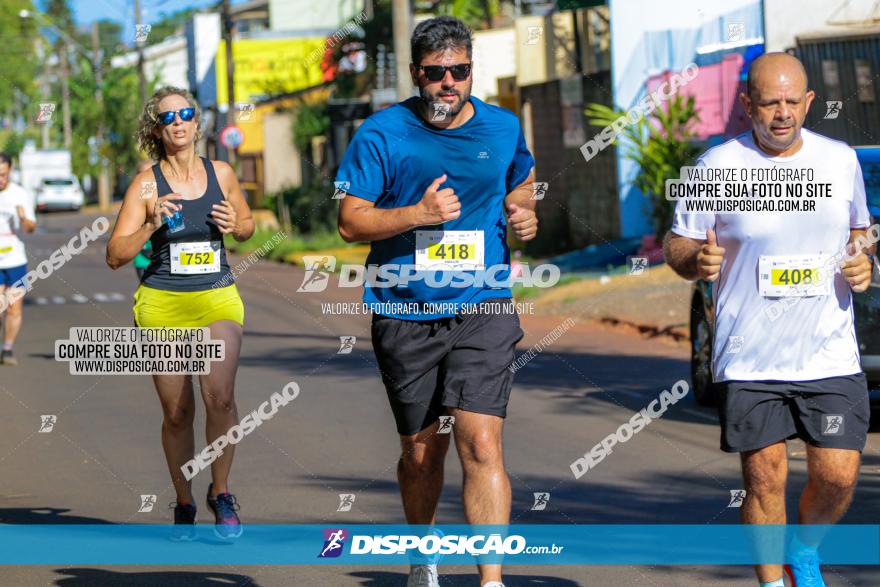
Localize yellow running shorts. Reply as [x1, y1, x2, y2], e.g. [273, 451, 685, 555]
[133, 283, 245, 328]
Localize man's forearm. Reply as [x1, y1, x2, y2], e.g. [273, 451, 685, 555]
[663, 232, 701, 280]
[504, 182, 536, 212]
[339, 205, 421, 243]
[18, 217, 36, 233]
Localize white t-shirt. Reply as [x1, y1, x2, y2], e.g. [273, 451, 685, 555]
[671, 129, 870, 382]
[0, 182, 35, 269]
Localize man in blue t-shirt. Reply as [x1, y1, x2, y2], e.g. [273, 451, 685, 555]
[336, 16, 537, 587]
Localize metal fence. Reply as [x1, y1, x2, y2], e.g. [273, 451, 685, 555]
[797, 29, 880, 146]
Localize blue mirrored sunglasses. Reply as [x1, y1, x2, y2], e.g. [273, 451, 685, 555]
[157, 107, 195, 125]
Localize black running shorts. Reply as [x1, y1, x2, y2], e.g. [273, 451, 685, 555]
[370, 298, 524, 436]
[718, 373, 870, 453]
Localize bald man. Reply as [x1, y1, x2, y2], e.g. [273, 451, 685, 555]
[665, 53, 872, 587]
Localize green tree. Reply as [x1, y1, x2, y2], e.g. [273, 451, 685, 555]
[454, 0, 499, 29]
[68, 55, 99, 178]
[0, 0, 39, 113]
[430, 0, 499, 29]
[586, 94, 700, 239]
[44, 0, 73, 28]
[44, 0, 76, 56]
[292, 103, 330, 155]
[102, 65, 147, 176]
[43, 0, 76, 148]
[68, 49, 149, 189]
[2, 132, 26, 159]
[95, 19, 125, 60]
[362, 0, 393, 61]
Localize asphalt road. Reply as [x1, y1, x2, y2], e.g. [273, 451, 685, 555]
[0, 211, 877, 586]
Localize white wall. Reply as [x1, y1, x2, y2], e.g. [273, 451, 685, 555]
[186, 12, 221, 107]
[263, 111, 301, 193]
[269, 0, 363, 32]
[110, 36, 188, 89]
[764, 0, 879, 51]
[147, 39, 188, 89]
[471, 28, 516, 102]
[515, 13, 577, 87]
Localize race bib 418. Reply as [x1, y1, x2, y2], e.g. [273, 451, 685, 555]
[415, 230, 485, 271]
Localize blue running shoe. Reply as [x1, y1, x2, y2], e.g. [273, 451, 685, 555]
[206, 483, 243, 539]
[785, 554, 826, 587]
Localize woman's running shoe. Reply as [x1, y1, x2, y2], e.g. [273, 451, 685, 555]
[206, 483, 243, 539]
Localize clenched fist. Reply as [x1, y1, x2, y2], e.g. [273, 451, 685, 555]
[506, 202, 538, 241]
[841, 241, 873, 293]
[414, 174, 461, 225]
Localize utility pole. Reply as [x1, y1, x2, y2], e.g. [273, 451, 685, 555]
[92, 22, 110, 212]
[40, 38, 50, 149]
[222, 0, 236, 166]
[392, 0, 412, 102]
[134, 0, 147, 105]
[59, 41, 72, 148]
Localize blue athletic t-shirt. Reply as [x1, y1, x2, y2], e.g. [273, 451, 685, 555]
[335, 96, 535, 320]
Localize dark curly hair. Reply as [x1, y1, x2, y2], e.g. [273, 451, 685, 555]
[410, 16, 473, 66]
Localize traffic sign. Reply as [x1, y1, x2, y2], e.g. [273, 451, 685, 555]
[220, 125, 244, 150]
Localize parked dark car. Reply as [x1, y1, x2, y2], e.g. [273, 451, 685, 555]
[689, 146, 880, 406]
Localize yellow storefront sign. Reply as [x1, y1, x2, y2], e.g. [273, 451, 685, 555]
[215, 37, 326, 107]
[215, 37, 326, 153]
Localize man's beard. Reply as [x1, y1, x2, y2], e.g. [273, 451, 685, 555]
[420, 84, 471, 118]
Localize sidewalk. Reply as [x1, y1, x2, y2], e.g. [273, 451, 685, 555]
[531, 264, 694, 344]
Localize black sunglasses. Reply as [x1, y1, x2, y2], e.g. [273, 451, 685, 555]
[157, 107, 195, 125]
[416, 63, 472, 82]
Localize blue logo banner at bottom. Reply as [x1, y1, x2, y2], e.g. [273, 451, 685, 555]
[0, 525, 878, 565]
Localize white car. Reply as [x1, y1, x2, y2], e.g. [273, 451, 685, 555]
[35, 176, 84, 211]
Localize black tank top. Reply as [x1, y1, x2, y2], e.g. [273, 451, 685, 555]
[141, 157, 233, 291]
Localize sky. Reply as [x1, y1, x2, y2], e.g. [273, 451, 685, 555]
[67, 0, 238, 27]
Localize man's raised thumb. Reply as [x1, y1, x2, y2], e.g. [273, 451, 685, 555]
[706, 228, 717, 247]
